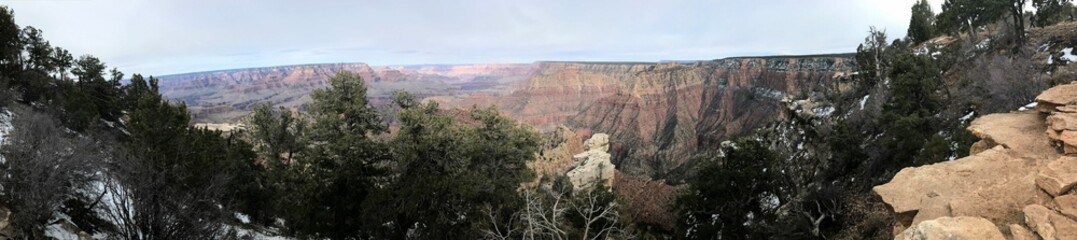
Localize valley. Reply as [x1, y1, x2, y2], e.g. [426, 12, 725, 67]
[160, 55, 853, 178]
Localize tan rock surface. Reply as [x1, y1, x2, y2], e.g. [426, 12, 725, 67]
[874, 146, 1053, 230]
[899, 217, 1005, 240]
[1035, 82, 1077, 112]
[1009, 224, 1042, 240]
[1023, 204, 1077, 240]
[1051, 194, 1077, 220]
[1046, 113, 1077, 131]
[967, 112, 1060, 160]
[1036, 156, 1077, 196]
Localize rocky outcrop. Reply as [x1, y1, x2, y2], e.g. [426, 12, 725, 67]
[899, 217, 1005, 240]
[1041, 82, 1077, 154]
[528, 126, 587, 186]
[566, 133, 615, 190]
[874, 82, 1077, 239]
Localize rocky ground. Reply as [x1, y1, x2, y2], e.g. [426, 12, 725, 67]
[874, 81, 1077, 240]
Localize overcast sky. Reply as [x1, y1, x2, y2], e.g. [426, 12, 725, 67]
[2, 0, 941, 76]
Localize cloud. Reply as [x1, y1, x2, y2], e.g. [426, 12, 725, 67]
[3, 0, 927, 75]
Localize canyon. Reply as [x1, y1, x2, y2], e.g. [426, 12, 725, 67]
[159, 55, 854, 178]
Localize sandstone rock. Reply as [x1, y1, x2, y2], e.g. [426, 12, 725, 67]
[1035, 82, 1077, 113]
[1058, 131, 1077, 155]
[1009, 224, 1042, 240]
[1023, 204, 1077, 240]
[967, 112, 1060, 160]
[1051, 194, 1077, 220]
[874, 146, 1053, 231]
[566, 133, 616, 190]
[1036, 156, 1077, 196]
[899, 217, 1005, 240]
[1046, 113, 1077, 131]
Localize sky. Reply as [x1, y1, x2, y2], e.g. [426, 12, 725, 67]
[2, 0, 942, 76]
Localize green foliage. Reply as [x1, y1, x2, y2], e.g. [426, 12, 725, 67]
[881, 52, 943, 166]
[908, 0, 938, 44]
[676, 137, 784, 239]
[247, 103, 308, 165]
[369, 91, 541, 239]
[936, 0, 1008, 39]
[0, 6, 19, 80]
[1033, 0, 1074, 27]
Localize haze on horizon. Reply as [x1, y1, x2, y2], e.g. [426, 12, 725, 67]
[3, 0, 941, 76]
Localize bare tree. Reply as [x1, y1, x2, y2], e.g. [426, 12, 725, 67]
[101, 151, 228, 240]
[486, 184, 626, 240]
[0, 108, 100, 238]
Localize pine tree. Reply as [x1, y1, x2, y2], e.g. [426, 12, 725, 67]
[908, 0, 938, 44]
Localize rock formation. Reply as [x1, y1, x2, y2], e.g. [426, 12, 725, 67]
[875, 81, 1077, 240]
[566, 133, 615, 190]
[158, 63, 533, 123]
[159, 56, 853, 178]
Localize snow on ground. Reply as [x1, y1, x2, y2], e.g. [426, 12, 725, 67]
[1063, 48, 1077, 62]
[1018, 102, 1038, 111]
[0, 110, 11, 163]
[235, 212, 251, 224]
[859, 95, 870, 110]
[976, 38, 992, 50]
[44, 223, 80, 240]
[959, 111, 976, 122]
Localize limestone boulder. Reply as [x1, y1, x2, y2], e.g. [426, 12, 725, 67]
[899, 217, 1005, 240]
[566, 133, 616, 190]
[1036, 156, 1077, 196]
[1023, 204, 1077, 240]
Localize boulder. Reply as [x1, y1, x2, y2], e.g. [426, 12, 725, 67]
[1009, 224, 1041, 240]
[899, 217, 1005, 240]
[1046, 113, 1077, 131]
[566, 133, 615, 190]
[1035, 82, 1077, 112]
[1051, 194, 1077, 220]
[1023, 204, 1077, 240]
[1036, 156, 1077, 196]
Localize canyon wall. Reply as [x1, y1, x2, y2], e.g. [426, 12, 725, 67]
[158, 63, 533, 122]
[158, 56, 853, 178]
[506, 57, 853, 177]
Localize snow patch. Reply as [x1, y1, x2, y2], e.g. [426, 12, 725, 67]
[959, 111, 975, 122]
[235, 212, 251, 224]
[976, 38, 992, 50]
[812, 106, 835, 116]
[1063, 48, 1077, 62]
[1018, 102, 1038, 111]
[859, 95, 870, 110]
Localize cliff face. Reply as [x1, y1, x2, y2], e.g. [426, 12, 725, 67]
[158, 56, 852, 178]
[158, 63, 533, 122]
[562, 57, 853, 177]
